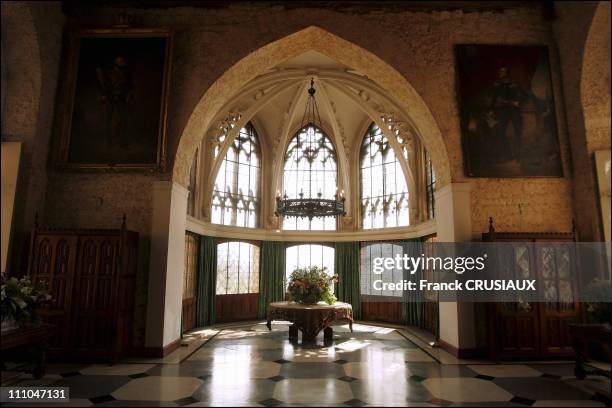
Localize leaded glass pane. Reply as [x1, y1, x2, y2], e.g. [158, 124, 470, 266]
[360, 242, 404, 297]
[425, 152, 436, 219]
[282, 125, 337, 231]
[360, 124, 409, 229]
[216, 241, 260, 295]
[285, 244, 335, 289]
[211, 124, 260, 228]
[183, 233, 198, 299]
[187, 149, 198, 217]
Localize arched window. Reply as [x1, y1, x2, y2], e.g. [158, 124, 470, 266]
[187, 148, 199, 217]
[360, 123, 409, 229]
[285, 244, 335, 287]
[282, 125, 337, 231]
[425, 152, 436, 220]
[216, 241, 260, 295]
[211, 123, 260, 228]
[360, 242, 404, 297]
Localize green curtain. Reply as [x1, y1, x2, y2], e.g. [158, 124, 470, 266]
[401, 238, 424, 327]
[257, 241, 286, 319]
[334, 242, 362, 320]
[196, 235, 217, 327]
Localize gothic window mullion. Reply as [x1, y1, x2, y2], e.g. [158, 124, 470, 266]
[282, 125, 338, 231]
[211, 123, 261, 228]
[360, 123, 410, 229]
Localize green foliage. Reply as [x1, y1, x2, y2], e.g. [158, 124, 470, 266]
[1, 274, 51, 326]
[286, 266, 338, 305]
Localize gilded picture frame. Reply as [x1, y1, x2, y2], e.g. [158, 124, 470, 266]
[57, 28, 173, 171]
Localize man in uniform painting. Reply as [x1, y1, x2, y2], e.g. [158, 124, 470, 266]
[96, 55, 134, 148]
[489, 67, 527, 161]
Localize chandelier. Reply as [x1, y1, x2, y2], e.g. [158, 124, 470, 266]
[275, 78, 346, 220]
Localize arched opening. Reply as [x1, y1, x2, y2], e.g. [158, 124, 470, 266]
[580, 1, 611, 154]
[155, 26, 457, 354]
[282, 124, 338, 231]
[173, 26, 450, 189]
[360, 122, 410, 229]
[581, 1, 611, 242]
[210, 123, 261, 228]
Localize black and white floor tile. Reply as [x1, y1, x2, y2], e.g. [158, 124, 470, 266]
[4, 323, 610, 407]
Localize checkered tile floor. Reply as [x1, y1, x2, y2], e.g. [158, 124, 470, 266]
[5, 322, 610, 406]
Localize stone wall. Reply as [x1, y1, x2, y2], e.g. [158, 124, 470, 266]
[553, 1, 608, 241]
[2, 1, 607, 347]
[1, 1, 64, 272]
[49, 3, 580, 241]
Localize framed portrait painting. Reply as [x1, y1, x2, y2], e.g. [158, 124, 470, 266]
[58, 28, 173, 170]
[456, 44, 563, 177]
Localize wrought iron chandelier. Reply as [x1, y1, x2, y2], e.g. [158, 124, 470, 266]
[275, 78, 346, 220]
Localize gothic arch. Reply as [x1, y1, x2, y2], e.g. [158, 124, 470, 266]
[580, 1, 611, 153]
[173, 26, 450, 190]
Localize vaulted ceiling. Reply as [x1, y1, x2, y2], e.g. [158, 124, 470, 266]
[252, 51, 371, 152]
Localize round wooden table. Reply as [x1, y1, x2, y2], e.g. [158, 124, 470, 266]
[266, 301, 353, 341]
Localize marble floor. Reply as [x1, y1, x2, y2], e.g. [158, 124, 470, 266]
[4, 322, 611, 407]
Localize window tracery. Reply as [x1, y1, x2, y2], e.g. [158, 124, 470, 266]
[360, 123, 410, 229]
[211, 123, 260, 228]
[282, 125, 337, 231]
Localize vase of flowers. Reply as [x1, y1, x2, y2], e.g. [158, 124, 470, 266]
[1, 274, 51, 333]
[287, 266, 338, 305]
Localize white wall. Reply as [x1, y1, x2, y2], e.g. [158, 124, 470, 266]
[145, 181, 189, 349]
[434, 183, 477, 350]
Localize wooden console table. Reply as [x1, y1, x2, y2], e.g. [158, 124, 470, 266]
[266, 301, 353, 342]
[1, 324, 55, 379]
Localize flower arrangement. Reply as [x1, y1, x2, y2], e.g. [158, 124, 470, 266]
[286, 266, 338, 305]
[1, 274, 51, 329]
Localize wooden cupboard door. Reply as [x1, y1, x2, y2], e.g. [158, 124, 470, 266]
[488, 240, 580, 359]
[491, 302, 540, 359]
[536, 244, 578, 357]
[489, 242, 540, 359]
[71, 236, 120, 359]
[29, 234, 78, 352]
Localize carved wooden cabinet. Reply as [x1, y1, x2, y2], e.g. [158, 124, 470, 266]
[483, 221, 579, 360]
[27, 224, 138, 363]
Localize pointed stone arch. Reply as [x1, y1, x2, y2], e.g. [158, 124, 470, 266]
[173, 25, 450, 190]
[581, 0, 611, 153]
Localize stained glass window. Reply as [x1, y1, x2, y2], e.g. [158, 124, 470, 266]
[426, 152, 436, 220]
[360, 123, 409, 229]
[216, 241, 260, 295]
[282, 125, 337, 231]
[211, 123, 260, 228]
[285, 244, 335, 287]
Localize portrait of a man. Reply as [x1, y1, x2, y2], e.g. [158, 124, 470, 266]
[97, 55, 134, 148]
[60, 31, 172, 169]
[456, 45, 563, 177]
